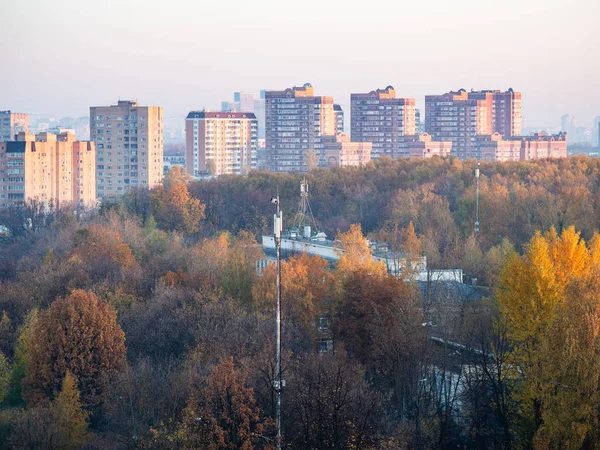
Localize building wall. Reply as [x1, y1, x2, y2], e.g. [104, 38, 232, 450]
[425, 89, 522, 159]
[0, 131, 95, 206]
[265, 84, 336, 172]
[186, 111, 257, 176]
[0, 111, 29, 142]
[407, 133, 453, 158]
[322, 133, 372, 167]
[350, 86, 416, 159]
[90, 100, 163, 199]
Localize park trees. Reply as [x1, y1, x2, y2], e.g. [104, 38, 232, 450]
[21, 290, 126, 411]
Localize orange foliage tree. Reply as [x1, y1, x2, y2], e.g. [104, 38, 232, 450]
[22, 290, 126, 410]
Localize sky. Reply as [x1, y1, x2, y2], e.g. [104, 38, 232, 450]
[1, 0, 599, 128]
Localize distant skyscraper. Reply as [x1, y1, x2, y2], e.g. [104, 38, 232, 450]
[0, 111, 29, 142]
[234, 92, 255, 112]
[222, 101, 238, 111]
[185, 110, 257, 176]
[561, 114, 576, 134]
[90, 100, 163, 199]
[0, 131, 95, 206]
[334, 104, 344, 134]
[265, 83, 336, 172]
[350, 86, 416, 159]
[254, 92, 266, 139]
[415, 109, 425, 134]
[425, 88, 522, 159]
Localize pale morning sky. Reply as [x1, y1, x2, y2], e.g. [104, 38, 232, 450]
[1, 0, 599, 127]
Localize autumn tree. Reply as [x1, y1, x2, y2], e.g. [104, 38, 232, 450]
[22, 290, 126, 410]
[70, 225, 139, 284]
[334, 224, 387, 282]
[151, 178, 205, 234]
[148, 357, 273, 449]
[534, 272, 600, 449]
[51, 371, 89, 449]
[253, 253, 332, 325]
[284, 351, 382, 449]
[497, 226, 599, 440]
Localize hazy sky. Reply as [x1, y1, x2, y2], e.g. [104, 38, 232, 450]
[1, 0, 599, 127]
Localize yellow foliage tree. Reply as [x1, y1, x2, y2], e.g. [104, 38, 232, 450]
[51, 371, 89, 450]
[334, 224, 387, 281]
[497, 226, 599, 440]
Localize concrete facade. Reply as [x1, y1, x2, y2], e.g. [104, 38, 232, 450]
[407, 133, 453, 158]
[90, 100, 163, 199]
[350, 86, 416, 159]
[0, 111, 29, 142]
[0, 131, 95, 206]
[425, 88, 522, 159]
[185, 110, 257, 176]
[321, 133, 372, 168]
[265, 83, 336, 172]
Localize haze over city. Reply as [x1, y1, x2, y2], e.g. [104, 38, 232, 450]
[2, 0, 599, 127]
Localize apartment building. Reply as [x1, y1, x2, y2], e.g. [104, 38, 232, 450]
[265, 83, 336, 172]
[0, 131, 95, 206]
[334, 104, 344, 134]
[407, 133, 453, 159]
[186, 110, 257, 176]
[321, 133, 372, 168]
[90, 100, 163, 199]
[424, 88, 521, 159]
[477, 132, 567, 162]
[350, 86, 416, 159]
[0, 111, 29, 142]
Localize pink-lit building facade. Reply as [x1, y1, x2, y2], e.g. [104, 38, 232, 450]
[321, 133, 372, 167]
[407, 133, 453, 158]
[0, 131, 96, 206]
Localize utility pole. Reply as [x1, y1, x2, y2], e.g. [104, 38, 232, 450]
[271, 196, 283, 450]
[475, 162, 480, 237]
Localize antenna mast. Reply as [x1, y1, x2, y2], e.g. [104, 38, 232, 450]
[271, 195, 283, 449]
[475, 163, 480, 237]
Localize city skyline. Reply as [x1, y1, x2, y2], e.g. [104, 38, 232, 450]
[1, 0, 599, 127]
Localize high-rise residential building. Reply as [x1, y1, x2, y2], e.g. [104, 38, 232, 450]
[254, 91, 266, 139]
[0, 111, 29, 142]
[234, 92, 255, 113]
[350, 86, 416, 159]
[334, 104, 344, 134]
[0, 131, 95, 206]
[185, 110, 257, 176]
[425, 88, 522, 159]
[222, 101, 237, 111]
[90, 100, 163, 199]
[265, 83, 336, 172]
[321, 133, 371, 168]
[561, 114, 576, 135]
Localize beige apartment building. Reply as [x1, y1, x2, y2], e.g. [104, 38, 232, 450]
[0, 111, 29, 142]
[321, 133, 372, 167]
[425, 88, 522, 159]
[90, 100, 163, 199]
[351, 86, 416, 159]
[0, 131, 95, 206]
[185, 110, 257, 176]
[477, 132, 567, 162]
[265, 83, 337, 172]
[407, 133, 453, 158]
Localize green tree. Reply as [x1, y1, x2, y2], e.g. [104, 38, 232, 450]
[0, 351, 10, 403]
